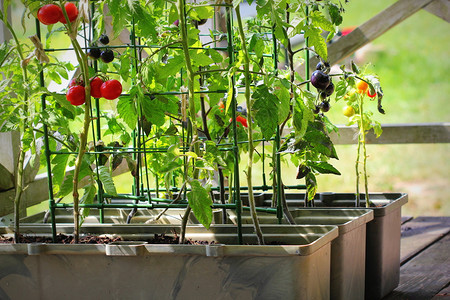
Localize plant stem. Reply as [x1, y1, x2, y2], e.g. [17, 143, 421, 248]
[236, 5, 264, 245]
[177, 0, 201, 244]
[62, 11, 92, 243]
[355, 131, 361, 207]
[358, 94, 370, 207]
[3, 13, 30, 243]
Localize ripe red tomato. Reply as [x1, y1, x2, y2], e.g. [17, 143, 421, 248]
[367, 89, 377, 98]
[230, 116, 248, 128]
[100, 80, 122, 100]
[59, 2, 78, 24]
[37, 4, 63, 25]
[66, 86, 86, 106]
[90, 77, 104, 98]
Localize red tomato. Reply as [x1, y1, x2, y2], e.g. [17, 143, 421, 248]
[90, 77, 104, 98]
[59, 2, 78, 24]
[100, 80, 122, 100]
[367, 89, 377, 98]
[66, 86, 86, 106]
[37, 4, 62, 25]
[230, 116, 248, 128]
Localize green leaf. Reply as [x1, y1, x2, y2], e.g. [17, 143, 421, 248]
[292, 97, 313, 139]
[273, 81, 290, 124]
[140, 95, 165, 127]
[187, 180, 213, 229]
[190, 49, 214, 67]
[252, 85, 280, 140]
[310, 11, 335, 32]
[304, 26, 327, 61]
[310, 161, 341, 175]
[96, 166, 117, 196]
[305, 172, 317, 201]
[117, 96, 137, 130]
[328, 3, 343, 26]
[249, 34, 265, 59]
[304, 129, 338, 159]
[107, 1, 130, 38]
[51, 149, 70, 192]
[80, 184, 97, 220]
[334, 79, 347, 101]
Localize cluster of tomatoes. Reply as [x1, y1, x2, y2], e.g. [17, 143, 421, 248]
[87, 34, 115, 63]
[37, 3, 78, 25]
[67, 77, 122, 106]
[310, 61, 334, 114]
[342, 79, 377, 118]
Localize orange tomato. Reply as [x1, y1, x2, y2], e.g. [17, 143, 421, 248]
[356, 80, 369, 93]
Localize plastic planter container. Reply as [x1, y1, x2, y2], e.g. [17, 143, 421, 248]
[0, 224, 338, 300]
[230, 208, 374, 300]
[259, 192, 408, 300]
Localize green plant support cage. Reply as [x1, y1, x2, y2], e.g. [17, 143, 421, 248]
[38, 1, 310, 244]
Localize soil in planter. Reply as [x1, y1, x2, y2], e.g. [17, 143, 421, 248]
[0, 233, 284, 245]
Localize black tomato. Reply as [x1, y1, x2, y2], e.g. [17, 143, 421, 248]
[99, 34, 110, 45]
[320, 101, 331, 113]
[311, 70, 330, 90]
[87, 47, 101, 59]
[100, 49, 114, 63]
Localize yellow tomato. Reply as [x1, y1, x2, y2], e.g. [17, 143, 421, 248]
[343, 105, 355, 117]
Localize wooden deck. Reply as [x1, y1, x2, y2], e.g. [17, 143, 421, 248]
[383, 216, 450, 299]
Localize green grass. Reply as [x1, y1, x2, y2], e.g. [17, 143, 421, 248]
[26, 1, 450, 217]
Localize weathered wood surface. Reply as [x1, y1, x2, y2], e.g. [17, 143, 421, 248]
[383, 216, 450, 299]
[310, 0, 435, 68]
[329, 123, 450, 145]
[400, 216, 450, 264]
[423, 0, 450, 23]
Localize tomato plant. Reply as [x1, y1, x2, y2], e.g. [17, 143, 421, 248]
[2, 0, 386, 243]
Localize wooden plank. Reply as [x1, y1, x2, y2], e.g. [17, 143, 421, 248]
[423, 0, 450, 23]
[384, 234, 450, 299]
[402, 216, 413, 224]
[0, 158, 132, 216]
[329, 123, 450, 145]
[400, 217, 450, 264]
[312, 0, 434, 67]
[432, 283, 450, 299]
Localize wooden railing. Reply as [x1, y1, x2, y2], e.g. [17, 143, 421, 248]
[1, 0, 449, 218]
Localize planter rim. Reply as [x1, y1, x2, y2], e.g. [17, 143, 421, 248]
[0, 224, 338, 257]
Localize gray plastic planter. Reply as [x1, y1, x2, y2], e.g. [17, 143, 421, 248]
[229, 208, 374, 300]
[0, 224, 338, 300]
[258, 192, 408, 300]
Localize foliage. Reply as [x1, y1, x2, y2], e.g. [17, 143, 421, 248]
[2, 0, 386, 242]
